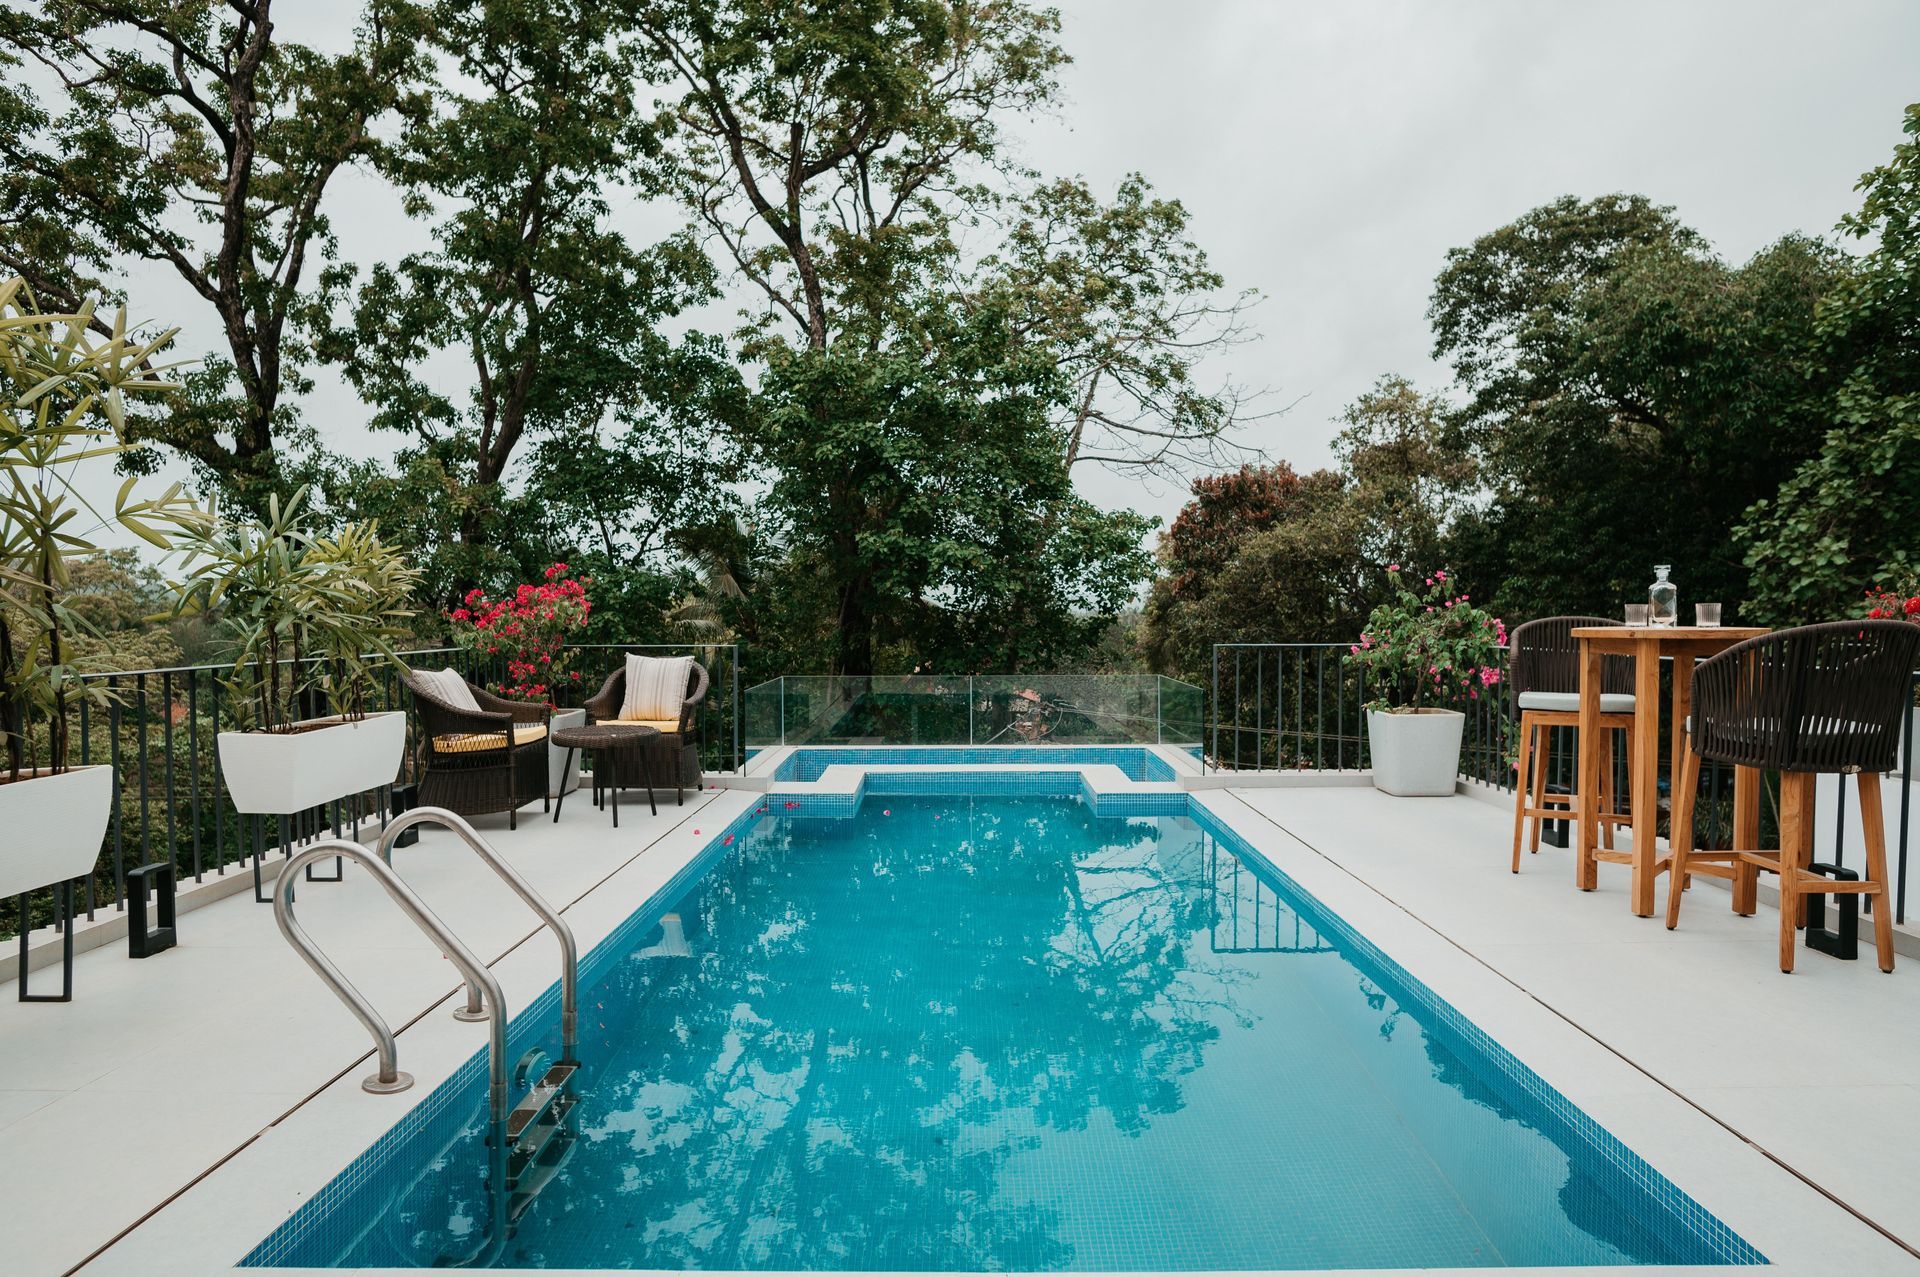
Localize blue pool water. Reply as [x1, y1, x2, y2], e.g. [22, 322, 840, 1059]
[771, 745, 1179, 782]
[247, 793, 1762, 1270]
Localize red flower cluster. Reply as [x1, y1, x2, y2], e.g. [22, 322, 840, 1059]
[448, 563, 592, 704]
[1865, 583, 1920, 623]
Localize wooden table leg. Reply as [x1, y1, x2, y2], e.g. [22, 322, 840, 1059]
[1630, 638, 1663, 916]
[1732, 765, 1761, 914]
[1576, 644, 1603, 891]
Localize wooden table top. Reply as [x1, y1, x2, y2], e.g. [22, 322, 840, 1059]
[1570, 625, 1768, 641]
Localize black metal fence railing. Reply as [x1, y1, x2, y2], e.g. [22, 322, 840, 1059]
[1206, 644, 1919, 926]
[4, 642, 741, 945]
[1206, 643, 1512, 786]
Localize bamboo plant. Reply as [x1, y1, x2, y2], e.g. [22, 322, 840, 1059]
[0, 277, 207, 782]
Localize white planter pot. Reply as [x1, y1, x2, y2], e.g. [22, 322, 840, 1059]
[1900, 707, 1920, 779]
[0, 765, 114, 898]
[549, 708, 586, 798]
[1366, 708, 1466, 797]
[219, 711, 406, 815]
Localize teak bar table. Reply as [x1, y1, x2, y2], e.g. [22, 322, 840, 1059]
[1570, 625, 1769, 915]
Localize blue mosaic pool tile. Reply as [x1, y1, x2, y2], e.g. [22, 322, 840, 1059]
[246, 777, 1763, 1270]
[1190, 806, 1767, 1268]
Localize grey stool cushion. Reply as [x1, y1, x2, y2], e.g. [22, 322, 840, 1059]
[1517, 691, 1636, 714]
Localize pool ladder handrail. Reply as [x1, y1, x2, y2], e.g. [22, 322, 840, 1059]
[378, 806, 580, 1063]
[271, 840, 508, 1125]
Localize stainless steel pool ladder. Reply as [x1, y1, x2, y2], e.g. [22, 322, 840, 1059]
[378, 806, 580, 1063]
[273, 822, 583, 1266]
[271, 840, 508, 1121]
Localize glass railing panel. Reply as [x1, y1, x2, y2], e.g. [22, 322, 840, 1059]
[1157, 675, 1205, 746]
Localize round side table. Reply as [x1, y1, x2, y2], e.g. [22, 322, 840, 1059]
[550, 723, 658, 826]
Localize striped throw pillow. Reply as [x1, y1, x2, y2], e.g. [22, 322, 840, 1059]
[620, 655, 692, 722]
[419, 667, 481, 713]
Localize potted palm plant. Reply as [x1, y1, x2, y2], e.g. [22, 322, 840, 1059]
[168, 489, 422, 814]
[0, 278, 207, 900]
[1351, 566, 1506, 797]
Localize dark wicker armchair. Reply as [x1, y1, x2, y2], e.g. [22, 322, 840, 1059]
[1667, 619, 1920, 972]
[584, 658, 709, 804]
[403, 668, 552, 829]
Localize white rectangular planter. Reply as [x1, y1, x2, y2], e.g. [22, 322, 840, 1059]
[549, 708, 586, 798]
[0, 765, 114, 897]
[219, 711, 406, 815]
[1366, 708, 1466, 797]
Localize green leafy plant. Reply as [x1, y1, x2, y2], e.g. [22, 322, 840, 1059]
[168, 487, 421, 733]
[0, 277, 207, 780]
[1350, 566, 1506, 712]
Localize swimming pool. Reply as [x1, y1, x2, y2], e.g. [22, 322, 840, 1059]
[245, 791, 1763, 1270]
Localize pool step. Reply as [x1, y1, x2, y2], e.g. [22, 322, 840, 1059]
[507, 1061, 577, 1144]
[506, 1061, 580, 1222]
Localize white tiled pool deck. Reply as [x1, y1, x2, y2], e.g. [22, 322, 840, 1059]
[5, 760, 1920, 1276]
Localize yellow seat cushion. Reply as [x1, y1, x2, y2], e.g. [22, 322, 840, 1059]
[605, 718, 682, 734]
[432, 723, 548, 754]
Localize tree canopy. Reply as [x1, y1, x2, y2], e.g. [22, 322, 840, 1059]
[3, 1, 1909, 684]
[1429, 194, 1844, 620]
[0, 0, 430, 502]
[1737, 103, 1920, 620]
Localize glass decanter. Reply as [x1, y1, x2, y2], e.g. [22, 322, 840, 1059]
[1648, 564, 1678, 627]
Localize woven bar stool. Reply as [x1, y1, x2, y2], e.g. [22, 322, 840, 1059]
[1509, 617, 1637, 873]
[1666, 620, 1920, 972]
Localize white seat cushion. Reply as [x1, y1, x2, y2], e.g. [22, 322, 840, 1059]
[1518, 691, 1636, 714]
[621, 654, 692, 721]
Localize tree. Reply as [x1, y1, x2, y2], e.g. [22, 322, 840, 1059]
[981, 174, 1270, 477]
[634, 0, 1161, 674]
[0, 0, 429, 502]
[1334, 375, 1474, 573]
[1738, 103, 1920, 620]
[1140, 463, 1355, 679]
[749, 297, 1152, 675]
[1430, 194, 1843, 619]
[329, 0, 724, 600]
[631, 0, 1065, 352]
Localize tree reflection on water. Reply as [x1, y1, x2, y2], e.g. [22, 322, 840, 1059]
[509, 797, 1241, 1270]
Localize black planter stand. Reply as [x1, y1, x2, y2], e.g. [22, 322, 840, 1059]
[1804, 861, 1859, 961]
[388, 783, 422, 849]
[127, 862, 178, 959]
[16, 880, 75, 1002]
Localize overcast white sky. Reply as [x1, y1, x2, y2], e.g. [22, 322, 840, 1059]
[95, 0, 1920, 538]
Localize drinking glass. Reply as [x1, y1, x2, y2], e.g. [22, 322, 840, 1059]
[1696, 602, 1722, 627]
[1624, 603, 1651, 626]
